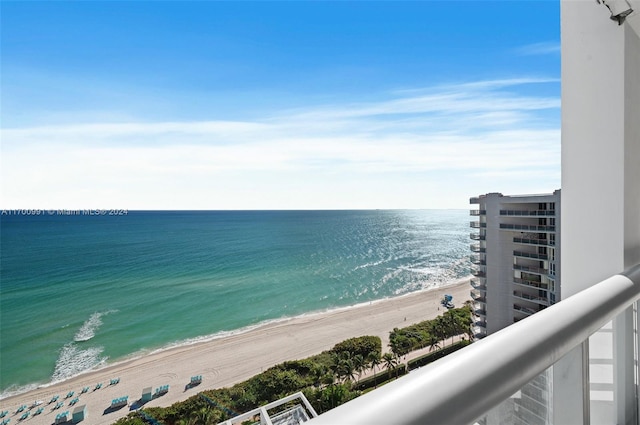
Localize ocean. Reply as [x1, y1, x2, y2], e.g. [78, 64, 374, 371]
[0, 210, 469, 398]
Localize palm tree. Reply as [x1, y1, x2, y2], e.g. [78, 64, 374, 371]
[448, 314, 458, 345]
[367, 351, 382, 387]
[353, 354, 366, 385]
[340, 355, 356, 384]
[191, 407, 212, 425]
[382, 352, 399, 379]
[311, 364, 328, 388]
[466, 324, 475, 342]
[321, 372, 335, 388]
[330, 352, 342, 382]
[432, 316, 448, 347]
[427, 333, 441, 352]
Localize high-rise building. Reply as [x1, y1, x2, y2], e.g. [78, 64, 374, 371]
[469, 190, 561, 339]
[470, 191, 561, 425]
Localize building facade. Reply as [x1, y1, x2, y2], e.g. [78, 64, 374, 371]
[470, 191, 561, 339]
[470, 191, 561, 425]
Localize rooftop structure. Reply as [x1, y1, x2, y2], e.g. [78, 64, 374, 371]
[218, 392, 318, 425]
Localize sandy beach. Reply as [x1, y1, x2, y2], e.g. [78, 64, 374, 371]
[1, 279, 471, 425]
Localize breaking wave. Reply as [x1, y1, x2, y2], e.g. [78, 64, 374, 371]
[74, 310, 116, 342]
[51, 343, 108, 383]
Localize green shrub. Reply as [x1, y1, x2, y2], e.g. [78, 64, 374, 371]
[407, 340, 471, 370]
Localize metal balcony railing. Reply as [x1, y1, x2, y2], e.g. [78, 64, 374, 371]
[499, 210, 556, 217]
[472, 269, 486, 278]
[513, 277, 549, 291]
[513, 237, 555, 246]
[470, 221, 487, 228]
[470, 210, 486, 216]
[474, 308, 487, 316]
[470, 233, 486, 241]
[513, 303, 539, 316]
[500, 224, 555, 232]
[471, 291, 486, 303]
[470, 244, 486, 253]
[470, 279, 486, 290]
[514, 264, 548, 275]
[309, 264, 640, 425]
[513, 250, 549, 260]
[513, 291, 549, 306]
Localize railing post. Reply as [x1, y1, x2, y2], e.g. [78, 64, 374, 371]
[583, 340, 591, 425]
[614, 305, 638, 424]
[637, 301, 640, 425]
[552, 343, 589, 425]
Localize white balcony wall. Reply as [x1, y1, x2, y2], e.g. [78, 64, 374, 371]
[561, 0, 640, 423]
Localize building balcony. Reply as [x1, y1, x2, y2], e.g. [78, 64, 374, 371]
[513, 303, 538, 316]
[513, 237, 555, 247]
[513, 250, 549, 260]
[500, 224, 556, 232]
[470, 209, 486, 216]
[470, 244, 486, 253]
[499, 210, 556, 217]
[513, 277, 549, 291]
[470, 221, 487, 228]
[513, 264, 548, 276]
[513, 291, 549, 306]
[471, 291, 486, 303]
[472, 268, 486, 278]
[469, 197, 480, 204]
[470, 279, 487, 290]
[310, 265, 640, 425]
[474, 307, 487, 317]
[470, 233, 486, 241]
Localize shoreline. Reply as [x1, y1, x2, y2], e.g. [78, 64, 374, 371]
[0, 278, 472, 425]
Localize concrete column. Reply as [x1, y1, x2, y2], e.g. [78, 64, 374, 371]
[561, 1, 640, 424]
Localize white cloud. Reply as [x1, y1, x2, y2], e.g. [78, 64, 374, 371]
[515, 42, 561, 56]
[1, 78, 560, 209]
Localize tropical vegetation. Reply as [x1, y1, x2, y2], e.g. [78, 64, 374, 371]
[113, 306, 473, 425]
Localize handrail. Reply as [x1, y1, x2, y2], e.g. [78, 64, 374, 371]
[500, 223, 555, 232]
[310, 264, 640, 425]
[500, 210, 556, 216]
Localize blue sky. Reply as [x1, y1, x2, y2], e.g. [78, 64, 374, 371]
[1, 1, 560, 209]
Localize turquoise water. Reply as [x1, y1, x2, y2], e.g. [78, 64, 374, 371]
[0, 210, 469, 398]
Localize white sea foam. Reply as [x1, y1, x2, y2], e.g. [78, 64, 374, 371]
[73, 310, 117, 342]
[51, 343, 108, 383]
[0, 383, 41, 401]
[353, 258, 388, 271]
